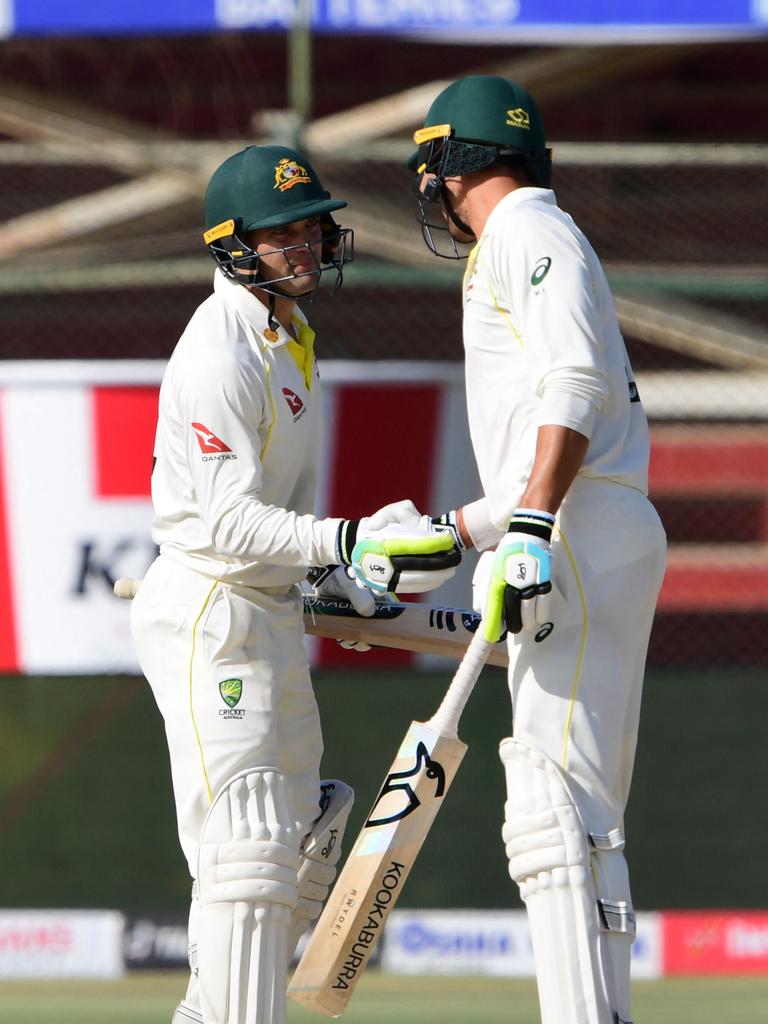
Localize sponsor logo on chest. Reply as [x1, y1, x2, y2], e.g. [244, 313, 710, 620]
[282, 387, 307, 422]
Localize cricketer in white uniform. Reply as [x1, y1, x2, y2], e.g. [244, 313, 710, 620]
[409, 78, 667, 1024]
[130, 144, 462, 1024]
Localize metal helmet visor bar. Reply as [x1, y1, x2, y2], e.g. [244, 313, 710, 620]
[204, 220, 354, 298]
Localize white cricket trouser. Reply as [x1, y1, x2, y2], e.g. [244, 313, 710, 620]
[508, 475, 667, 844]
[130, 554, 323, 875]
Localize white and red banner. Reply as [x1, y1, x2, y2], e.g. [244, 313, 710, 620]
[0, 910, 124, 979]
[2, 361, 766, 674]
[0, 361, 479, 675]
[661, 911, 768, 976]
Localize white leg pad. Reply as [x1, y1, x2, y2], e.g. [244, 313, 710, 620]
[500, 738, 634, 1024]
[591, 834, 635, 1024]
[197, 768, 300, 1024]
[172, 885, 203, 1024]
[288, 779, 355, 959]
[172, 999, 203, 1024]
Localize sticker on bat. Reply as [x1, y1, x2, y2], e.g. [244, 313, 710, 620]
[364, 741, 446, 828]
[302, 596, 406, 620]
[429, 607, 459, 631]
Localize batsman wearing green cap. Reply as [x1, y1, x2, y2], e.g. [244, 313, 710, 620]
[129, 145, 462, 1024]
[408, 78, 667, 1023]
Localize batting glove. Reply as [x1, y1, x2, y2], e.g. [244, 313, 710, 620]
[335, 499, 462, 595]
[306, 564, 376, 618]
[480, 508, 554, 642]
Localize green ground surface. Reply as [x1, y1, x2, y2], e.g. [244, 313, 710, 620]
[1, 972, 767, 1024]
[2, 666, 767, 910]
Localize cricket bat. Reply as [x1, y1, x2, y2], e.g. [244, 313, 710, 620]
[114, 580, 508, 669]
[288, 629, 493, 1017]
[303, 595, 508, 668]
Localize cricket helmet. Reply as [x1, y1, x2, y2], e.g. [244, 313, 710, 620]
[410, 76, 552, 258]
[203, 144, 353, 296]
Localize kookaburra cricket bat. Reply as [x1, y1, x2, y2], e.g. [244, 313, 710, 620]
[114, 580, 508, 668]
[302, 594, 508, 668]
[288, 629, 493, 1017]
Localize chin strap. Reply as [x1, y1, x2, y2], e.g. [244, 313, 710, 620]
[267, 293, 279, 332]
[440, 185, 474, 238]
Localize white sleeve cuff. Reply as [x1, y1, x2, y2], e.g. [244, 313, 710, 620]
[537, 387, 599, 440]
[461, 497, 505, 552]
[317, 516, 346, 566]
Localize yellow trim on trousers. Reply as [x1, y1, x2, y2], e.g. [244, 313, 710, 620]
[189, 578, 220, 805]
[553, 524, 589, 771]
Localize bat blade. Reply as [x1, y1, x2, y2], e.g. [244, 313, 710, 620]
[302, 596, 508, 668]
[288, 720, 467, 1017]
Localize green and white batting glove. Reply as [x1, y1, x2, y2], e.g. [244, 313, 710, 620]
[335, 499, 462, 594]
[479, 508, 554, 642]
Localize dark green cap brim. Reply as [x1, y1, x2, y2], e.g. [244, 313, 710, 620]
[244, 197, 347, 231]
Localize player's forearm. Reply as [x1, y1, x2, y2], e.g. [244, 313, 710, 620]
[518, 424, 590, 515]
[455, 498, 505, 552]
[206, 500, 342, 567]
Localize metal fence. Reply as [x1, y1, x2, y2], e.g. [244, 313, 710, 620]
[1, 141, 767, 667]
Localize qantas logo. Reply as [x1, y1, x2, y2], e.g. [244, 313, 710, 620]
[282, 388, 306, 421]
[191, 422, 231, 453]
[191, 423, 237, 461]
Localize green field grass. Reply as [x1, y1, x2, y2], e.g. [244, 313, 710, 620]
[1, 972, 767, 1024]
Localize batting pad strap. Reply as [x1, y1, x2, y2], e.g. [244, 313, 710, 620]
[590, 828, 626, 852]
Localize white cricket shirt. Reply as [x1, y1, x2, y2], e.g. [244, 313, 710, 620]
[151, 270, 342, 586]
[462, 187, 649, 530]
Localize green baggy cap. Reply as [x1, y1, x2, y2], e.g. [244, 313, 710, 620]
[205, 145, 346, 233]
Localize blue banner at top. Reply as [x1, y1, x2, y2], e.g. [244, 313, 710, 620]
[5, 0, 767, 39]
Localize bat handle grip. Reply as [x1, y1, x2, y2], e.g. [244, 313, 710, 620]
[428, 630, 494, 738]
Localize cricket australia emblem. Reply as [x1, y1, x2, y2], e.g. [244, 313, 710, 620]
[274, 157, 311, 192]
[219, 678, 245, 718]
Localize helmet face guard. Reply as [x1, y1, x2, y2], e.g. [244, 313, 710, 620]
[411, 122, 552, 259]
[204, 215, 354, 301]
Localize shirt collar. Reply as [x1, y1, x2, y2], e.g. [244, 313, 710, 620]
[213, 268, 296, 347]
[212, 269, 316, 389]
[482, 187, 557, 237]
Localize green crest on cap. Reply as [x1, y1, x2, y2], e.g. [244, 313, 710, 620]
[219, 678, 243, 708]
[204, 145, 347, 234]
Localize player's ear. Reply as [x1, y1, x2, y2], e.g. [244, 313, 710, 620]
[320, 215, 341, 262]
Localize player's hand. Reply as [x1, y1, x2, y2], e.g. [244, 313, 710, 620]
[363, 500, 467, 553]
[306, 565, 377, 618]
[337, 500, 462, 594]
[474, 509, 555, 642]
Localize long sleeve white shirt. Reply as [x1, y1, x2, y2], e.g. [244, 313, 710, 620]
[151, 270, 342, 586]
[462, 187, 650, 530]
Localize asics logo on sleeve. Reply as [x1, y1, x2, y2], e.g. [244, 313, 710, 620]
[191, 422, 234, 455]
